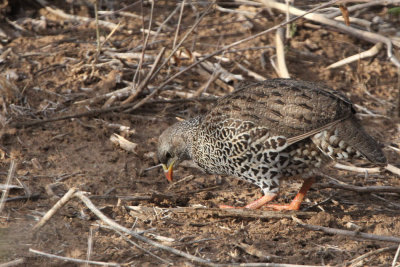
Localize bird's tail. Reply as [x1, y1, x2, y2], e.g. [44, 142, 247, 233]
[334, 117, 386, 165]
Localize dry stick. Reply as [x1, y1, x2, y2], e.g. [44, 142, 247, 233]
[327, 42, 383, 69]
[29, 248, 120, 267]
[275, 27, 290, 78]
[126, 0, 341, 113]
[317, 182, 400, 194]
[347, 245, 398, 266]
[298, 223, 400, 243]
[110, 227, 172, 265]
[122, 2, 215, 111]
[121, 47, 166, 104]
[236, 63, 266, 81]
[85, 226, 94, 267]
[94, 0, 100, 53]
[152, 4, 180, 42]
[333, 162, 381, 173]
[393, 244, 400, 267]
[32, 187, 78, 232]
[0, 160, 17, 214]
[172, 0, 185, 50]
[100, 22, 121, 48]
[0, 258, 24, 267]
[11, 96, 216, 128]
[44, 6, 121, 32]
[261, 0, 400, 68]
[334, 163, 400, 177]
[73, 191, 212, 265]
[129, 0, 155, 99]
[122, 1, 213, 107]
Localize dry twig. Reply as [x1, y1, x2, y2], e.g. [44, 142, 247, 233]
[32, 187, 78, 232]
[0, 160, 17, 213]
[0, 258, 24, 267]
[298, 223, 400, 243]
[29, 248, 120, 266]
[347, 245, 397, 266]
[326, 42, 383, 69]
[261, 0, 400, 68]
[275, 28, 290, 78]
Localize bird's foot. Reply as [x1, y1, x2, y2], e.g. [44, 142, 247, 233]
[219, 194, 277, 210]
[263, 177, 316, 211]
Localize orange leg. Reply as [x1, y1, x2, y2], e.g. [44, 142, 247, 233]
[219, 193, 277, 210]
[264, 177, 315, 211]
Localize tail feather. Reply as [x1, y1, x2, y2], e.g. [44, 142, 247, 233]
[335, 117, 386, 165]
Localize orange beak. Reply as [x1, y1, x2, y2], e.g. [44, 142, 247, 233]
[162, 163, 174, 182]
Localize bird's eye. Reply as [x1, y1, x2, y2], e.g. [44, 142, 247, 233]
[165, 152, 172, 160]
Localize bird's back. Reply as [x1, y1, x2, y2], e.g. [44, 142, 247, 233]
[201, 79, 386, 165]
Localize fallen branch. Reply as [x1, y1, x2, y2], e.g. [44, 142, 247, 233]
[261, 0, 400, 68]
[317, 182, 400, 194]
[326, 42, 383, 69]
[73, 191, 212, 264]
[298, 223, 400, 243]
[29, 248, 120, 266]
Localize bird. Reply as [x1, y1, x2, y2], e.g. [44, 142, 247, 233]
[157, 78, 386, 210]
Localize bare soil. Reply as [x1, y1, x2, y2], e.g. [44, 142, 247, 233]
[1, 1, 400, 266]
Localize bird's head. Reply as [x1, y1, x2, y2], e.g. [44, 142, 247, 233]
[157, 122, 192, 182]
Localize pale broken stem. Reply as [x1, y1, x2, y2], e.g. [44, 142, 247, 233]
[0, 258, 24, 267]
[333, 163, 381, 173]
[347, 245, 398, 267]
[131, 0, 154, 88]
[44, 6, 120, 32]
[73, 191, 212, 265]
[298, 223, 400, 243]
[94, 0, 100, 53]
[85, 226, 94, 267]
[172, 0, 185, 50]
[0, 160, 17, 214]
[275, 27, 290, 78]
[29, 248, 120, 267]
[236, 63, 266, 81]
[392, 244, 400, 267]
[385, 164, 400, 176]
[334, 163, 400, 177]
[32, 187, 78, 232]
[261, 0, 400, 69]
[327, 42, 383, 69]
[100, 22, 121, 48]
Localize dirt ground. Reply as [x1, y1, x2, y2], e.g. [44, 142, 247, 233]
[1, 1, 400, 266]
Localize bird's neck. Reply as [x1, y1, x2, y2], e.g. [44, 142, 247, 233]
[179, 116, 203, 159]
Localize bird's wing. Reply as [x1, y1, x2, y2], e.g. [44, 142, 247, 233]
[207, 79, 353, 144]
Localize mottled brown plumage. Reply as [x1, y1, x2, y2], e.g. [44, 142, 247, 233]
[157, 79, 386, 210]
